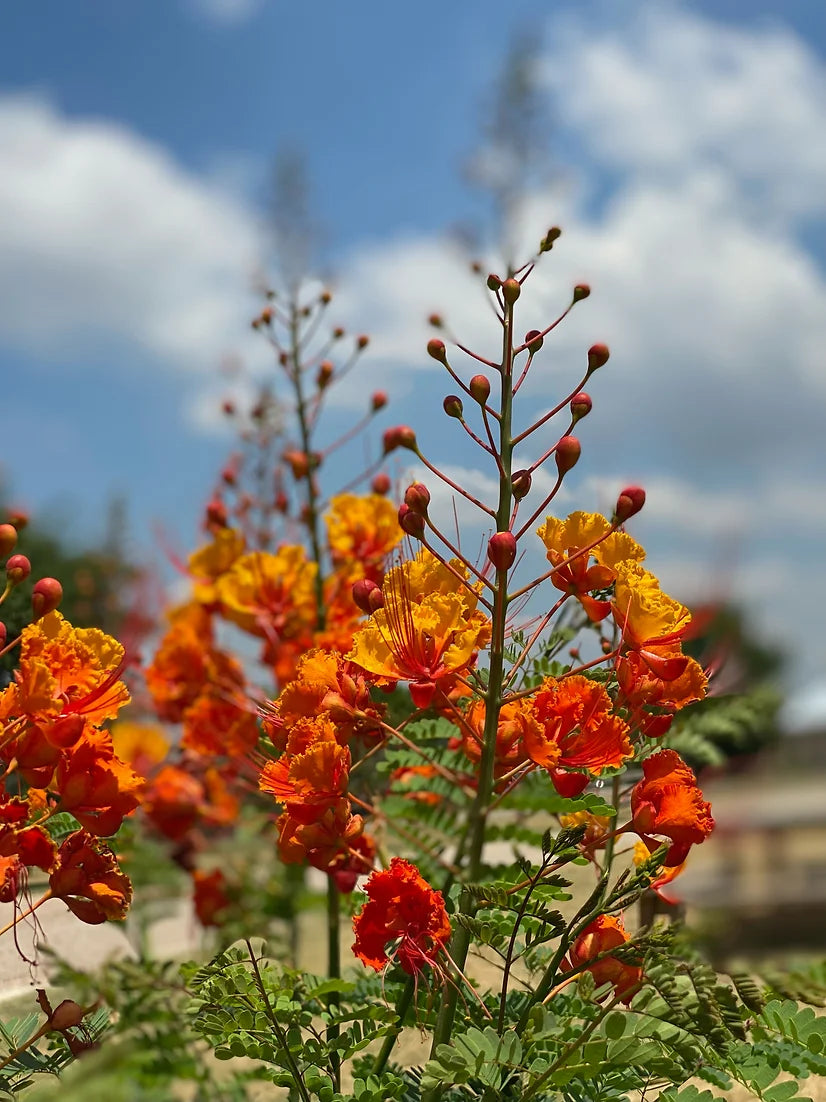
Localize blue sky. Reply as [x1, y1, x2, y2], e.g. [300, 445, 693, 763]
[2, 0, 826, 725]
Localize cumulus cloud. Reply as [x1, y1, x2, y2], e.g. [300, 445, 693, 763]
[0, 95, 265, 376]
[332, 3, 826, 691]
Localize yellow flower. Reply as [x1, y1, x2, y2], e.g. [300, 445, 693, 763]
[188, 528, 245, 605]
[612, 563, 691, 648]
[326, 494, 402, 582]
[346, 549, 491, 708]
[216, 546, 318, 638]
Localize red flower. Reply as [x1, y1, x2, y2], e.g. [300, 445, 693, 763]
[192, 868, 232, 928]
[49, 831, 132, 924]
[630, 749, 714, 865]
[352, 857, 451, 975]
[569, 914, 641, 1002]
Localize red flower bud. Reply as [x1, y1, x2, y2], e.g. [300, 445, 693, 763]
[502, 278, 521, 304]
[469, 375, 491, 404]
[206, 498, 228, 528]
[5, 554, 31, 584]
[333, 326, 345, 339]
[357, 334, 370, 350]
[573, 283, 591, 302]
[486, 273, 501, 290]
[570, 392, 592, 421]
[551, 769, 590, 798]
[588, 343, 610, 371]
[0, 623, 5, 648]
[371, 472, 391, 495]
[555, 436, 581, 475]
[487, 532, 517, 571]
[6, 509, 27, 531]
[383, 426, 417, 454]
[320, 289, 332, 305]
[31, 577, 63, 619]
[614, 485, 646, 523]
[404, 482, 430, 515]
[428, 313, 443, 328]
[283, 449, 310, 479]
[273, 491, 289, 514]
[352, 578, 384, 614]
[371, 390, 388, 412]
[443, 395, 464, 419]
[525, 329, 544, 353]
[0, 524, 17, 559]
[398, 503, 425, 539]
[511, 469, 532, 501]
[427, 338, 447, 364]
[221, 399, 235, 416]
[317, 360, 334, 388]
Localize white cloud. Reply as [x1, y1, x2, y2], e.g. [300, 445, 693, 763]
[0, 95, 265, 375]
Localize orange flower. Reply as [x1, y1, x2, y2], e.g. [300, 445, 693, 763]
[49, 831, 132, 924]
[263, 649, 385, 750]
[276, 801, 364, 870]
[390, 764, 441, 806]
[612, 564, 692, 656]
[110, 721, 170, 779]
[192, 867, 233, 927]
[347, 549, 491, 708]
[352, 857, 451, 975]
[181, 694, 260, 759]
[145, 603, 244, 723]
[630, 749, 714, 865]
[569, 914, 641, 1001]
[326, 493, 402, 585]
[329, 833, 376, 893]
[216, 546, 318, 639]
[457, 698, 534, 776]
[616, 648, 707, 738]
[56, 731, 143, 836]
[525, 676, 634, 776]
[259, 716, 351, 825]
[0, 611, 130, 728]
[558, 811, 613, 850]
[537, 512, 645, 622]
[143, 764, 208, 841]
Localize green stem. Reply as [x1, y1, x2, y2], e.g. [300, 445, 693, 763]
[326, 880, 341, 1090]
[425, 291, 517, 1074]
[372, 975, 415, 1075]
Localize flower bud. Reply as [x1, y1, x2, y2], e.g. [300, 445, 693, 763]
[49, 1000, 86, 1033]
[320, 289, 332, 305]
[221, 399, 235, 416]
[486, 273, 501, 291]
[427, 338, 448, 364]
[333, 326, 345, 339]
[356, 334, 370, 350]
[221, 465, 237, 486]
[443, 395, 464, 419]
[614, 485, 646, 523]
[525, 329, 544, 353]
[570, 392, 592, 421]
[206, 498, 228, 528]
[316, 360, 334, 389]
[0, 623, 5, 648]
[398, 503, 425, 539]
[6, 510, 27, 531]
[0, 524, 17, 559]
[283, 449, 310, 479]
[587, 343, 610, 371]
[555, 436, 581, 475]
[469, 375, 490, 404]
[511, 469, 532, 501]
[382, 426, 417, 454]
[31, 577, 63, 619]
[502, 278, 521, 304]
[260, 307, 273, 326]
[404, 482, 430, 516]
[371, 472, 391, 495]
[5, 554, 31, 584]
[371, 390, 388, 412]
[539, 226, 562, 252]
[428, 313, 443, 328]
[273, 491, 289, 514]
[352, 578, 384, 614]
[550, 769, 589, 798]
[487, 531, 517, 571]
[601, 639, 613, 654]
[572, 284, 591, 302]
